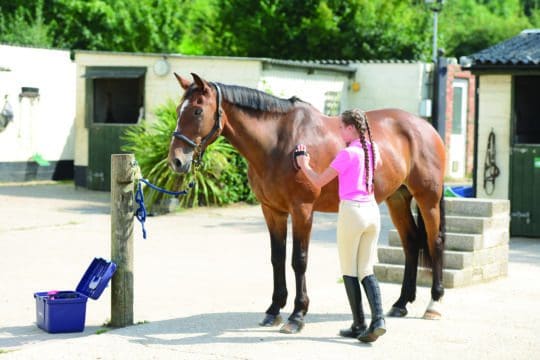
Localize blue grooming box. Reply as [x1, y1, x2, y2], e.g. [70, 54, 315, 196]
[34, 258, 116, 333]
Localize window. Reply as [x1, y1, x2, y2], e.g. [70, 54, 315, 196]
[514, 76, 540, 144]
[324, 91, 341, 116]
[84, 67, 145, 125]
[452, 86, 463, 134]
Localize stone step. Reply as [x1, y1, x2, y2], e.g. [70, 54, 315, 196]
[445, 215, 509, 234]
[374, 263, 470, 288]
[404, 212, 509, 235]
[374, 261, 508, 288]
[443, 198, 510, 218]
[378, 243, 509, 270]
[387, 229, 508, 251]
[377, 246, 472, 270]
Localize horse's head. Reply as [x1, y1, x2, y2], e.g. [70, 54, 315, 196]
[168, 72, 224, 173]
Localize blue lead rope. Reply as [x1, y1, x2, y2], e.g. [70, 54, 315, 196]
[134, 178, 194, 239]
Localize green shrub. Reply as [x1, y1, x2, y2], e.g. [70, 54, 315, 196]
[121, 100, 256, 211]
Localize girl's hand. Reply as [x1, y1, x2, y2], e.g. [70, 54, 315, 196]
[294, 144, 310, 170]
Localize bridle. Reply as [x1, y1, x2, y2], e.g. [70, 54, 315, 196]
[172, 82, 223, 167]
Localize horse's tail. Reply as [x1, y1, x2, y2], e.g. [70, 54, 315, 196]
[439, 190, 446, 247]
[416, 191, 446, 268]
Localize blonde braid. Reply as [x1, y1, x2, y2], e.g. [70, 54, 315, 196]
[341, 109, 372, 192]
[365, 114, 376, 192]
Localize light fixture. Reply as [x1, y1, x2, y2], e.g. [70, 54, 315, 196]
[153, 57, 170, 77]
[425, 0, 445, 63]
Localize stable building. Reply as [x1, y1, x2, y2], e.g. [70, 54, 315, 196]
[463, 29, 540, 236]
[73, 51, 356, 190]
[0, 45, 75, 182]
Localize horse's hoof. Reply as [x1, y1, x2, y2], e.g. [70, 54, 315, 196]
[423, 299, 442, 320]
[279, 319, 304, 334]
[259, 314, 283, 327]
[387, 306, 408, 317]
[423, 310, 441, 320]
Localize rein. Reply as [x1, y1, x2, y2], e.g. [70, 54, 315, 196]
[134, 177, 194, 239]
[171, 82, 223, 167]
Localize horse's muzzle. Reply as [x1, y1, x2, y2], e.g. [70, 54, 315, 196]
[170, 157, 191, 173]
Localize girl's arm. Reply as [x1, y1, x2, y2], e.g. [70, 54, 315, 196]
[295, 145, 338, 188]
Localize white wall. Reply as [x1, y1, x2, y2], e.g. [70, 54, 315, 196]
[347, 61, 432, 116]
[475, 75, 512, 199]
[260, 66, 349, 113]
[74, 51, 262, 167]
[0, 45, 75, 162]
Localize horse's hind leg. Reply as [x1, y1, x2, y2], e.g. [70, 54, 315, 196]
[259, 204, 288, 327]
[385, 187, 420, 318]
[415, 193, 445, 320]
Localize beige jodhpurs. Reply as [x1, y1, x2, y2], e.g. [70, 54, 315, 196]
[337, 199, 380, 279]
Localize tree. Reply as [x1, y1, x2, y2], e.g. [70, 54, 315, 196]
[439, 0, 532, 58]
[0, 0, 52, 47]
[214, 0, 432, 60]
[1, 1, 538, 61]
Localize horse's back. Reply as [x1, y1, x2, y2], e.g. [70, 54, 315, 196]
[367, 108, 446, 199]
[363, 109, 445, 200]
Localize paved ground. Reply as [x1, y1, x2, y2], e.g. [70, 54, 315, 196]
[0, 182, 539, 359]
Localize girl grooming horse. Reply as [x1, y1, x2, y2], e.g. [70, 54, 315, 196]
[168, 73, 446, 334]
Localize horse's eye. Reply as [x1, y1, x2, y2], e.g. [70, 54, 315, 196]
[194, 108, 203, 116]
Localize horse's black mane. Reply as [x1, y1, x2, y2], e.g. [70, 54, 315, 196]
[185, 82, 302, 113]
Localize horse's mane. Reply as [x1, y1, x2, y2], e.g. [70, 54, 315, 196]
[216, 83, 302, 113]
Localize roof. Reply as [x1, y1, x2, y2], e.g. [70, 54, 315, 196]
[74, 50, 356, 75]
[74, 50, 423, 75]
[463, 29, 540, 71]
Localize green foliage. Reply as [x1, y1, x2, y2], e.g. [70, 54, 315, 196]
[439, 0, 532, 58]
[1, 0, 539, 60]
[121, 100, 255, 211]
[0, 0, 52, 47]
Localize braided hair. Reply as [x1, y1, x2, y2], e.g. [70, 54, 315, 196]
[341, 109, 376, 193]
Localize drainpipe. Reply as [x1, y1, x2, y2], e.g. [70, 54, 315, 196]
[431, 50, 448, 143]
[472, 76, 480, 197]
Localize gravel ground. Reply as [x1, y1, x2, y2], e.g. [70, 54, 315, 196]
[0, 182, 539, 359]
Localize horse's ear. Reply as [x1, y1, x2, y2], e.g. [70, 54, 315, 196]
[174, 72, 191, 90]
[191, 73, 210, 94]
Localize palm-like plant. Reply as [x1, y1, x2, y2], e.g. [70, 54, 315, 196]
[122, 100, 255, 212]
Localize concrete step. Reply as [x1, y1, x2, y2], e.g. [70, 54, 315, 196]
[387, 229, 508, 251]
[377, 245, 472, 270]
[374, 261, 508, 288]
[444, 198, 510, 218]
[374, 263, 470, 288]
[378, 243, 509, 270]
[445, 215, 509, 234]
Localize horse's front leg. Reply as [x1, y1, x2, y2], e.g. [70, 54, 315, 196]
[280, 205, 313, 334]
[259, 205, 289, 327]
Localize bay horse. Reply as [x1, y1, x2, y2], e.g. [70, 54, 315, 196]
[168, 73, 446, 334]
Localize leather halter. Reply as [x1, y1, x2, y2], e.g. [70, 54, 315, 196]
[172, 82, 223, 166]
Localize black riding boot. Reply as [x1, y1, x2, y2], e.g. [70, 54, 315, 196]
[339, 275, 367, 338]
[358, 274, 386, 343]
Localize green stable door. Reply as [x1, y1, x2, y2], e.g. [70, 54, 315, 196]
[85, 68, 145, 191]
[510, 145, 540, 237]
[88, 125, 135, 191]
[510, 75, 540, 237]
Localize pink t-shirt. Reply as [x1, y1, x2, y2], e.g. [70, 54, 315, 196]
[330, 139, 379, 202]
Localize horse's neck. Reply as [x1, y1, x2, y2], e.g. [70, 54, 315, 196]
[221, 105, 278, 172]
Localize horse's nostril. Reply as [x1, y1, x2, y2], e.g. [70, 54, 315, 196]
[174, 158, 182, 169]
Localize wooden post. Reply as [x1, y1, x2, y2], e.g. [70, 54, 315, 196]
[110, 154, 135, 327]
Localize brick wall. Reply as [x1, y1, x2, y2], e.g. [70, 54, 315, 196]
[445, 64, 476, 178]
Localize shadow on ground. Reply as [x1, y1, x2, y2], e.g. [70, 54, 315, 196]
[0, 324, 105, 348]
[0, 312, 368, 350]
[115, 312, 367, 348]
